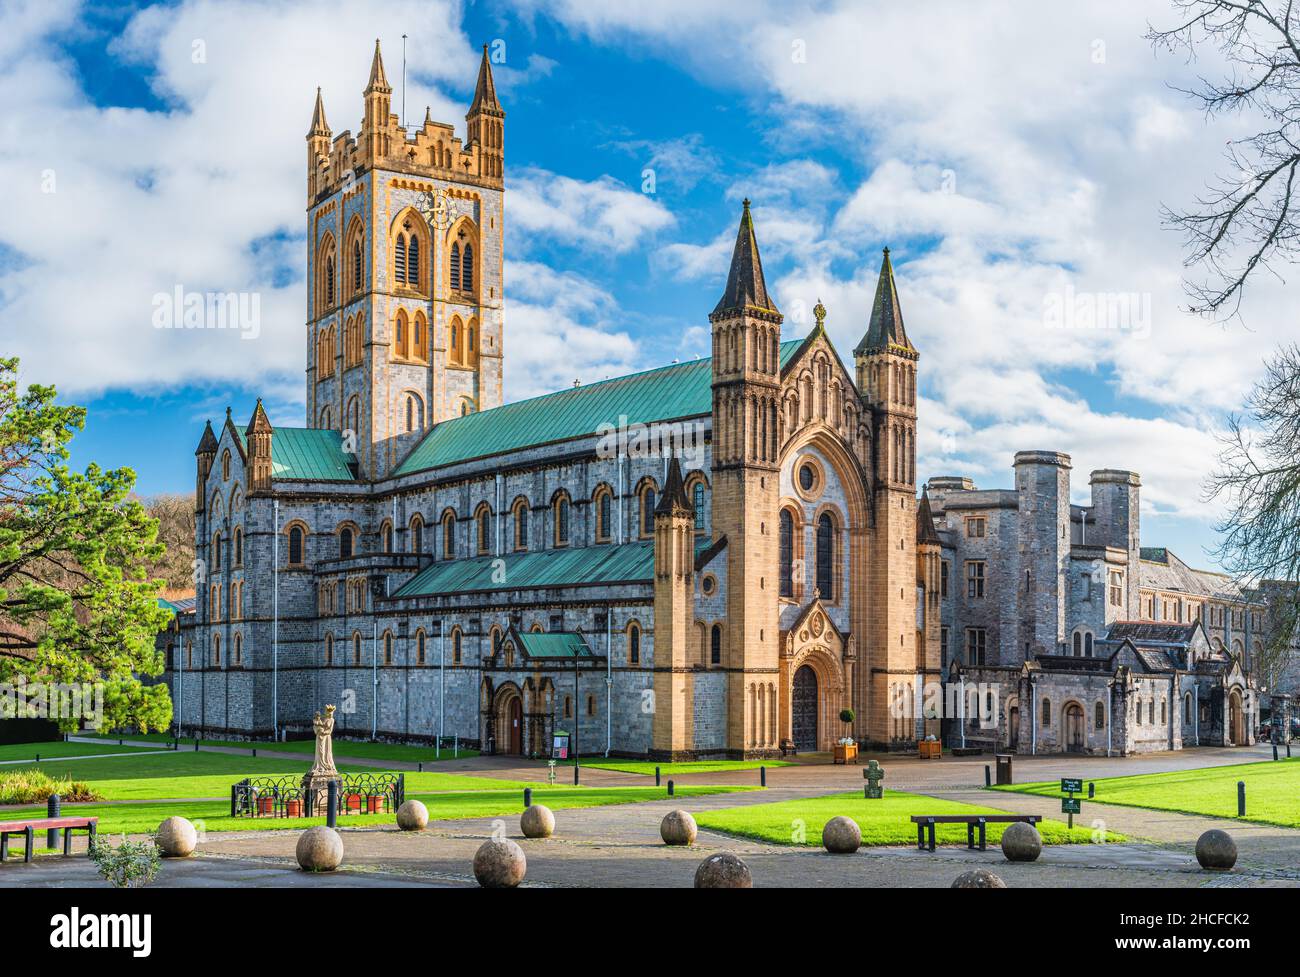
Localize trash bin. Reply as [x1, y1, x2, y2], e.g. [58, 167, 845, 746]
[995, 753, 1013, 786]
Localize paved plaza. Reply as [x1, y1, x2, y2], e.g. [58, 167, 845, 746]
[2, 743, 1297, 888]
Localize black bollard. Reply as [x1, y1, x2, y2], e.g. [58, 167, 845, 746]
[418, 762, 424, 773]
[760, 765, 766, 787]
[327, 780, 338, 829]
[1288, 740, 1292, 758]
[34, 754, 39, 764]
[574, 763, 580, 786]
[1088, 782, 1095, 799]
[1237, 780, 1246, 817]
[1273, 741, 1279, 761]
[655, 765, 661, 787]
[984, 764, 991, 788]
[252, 748, 257, 758]
[524, 787, 532, 808]
[47, 794, 61, 851]
[195, 740, 199, 752]
[667, 779, 674, 796]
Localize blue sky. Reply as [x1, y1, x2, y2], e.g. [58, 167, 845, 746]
[1, 0, 1285, 571]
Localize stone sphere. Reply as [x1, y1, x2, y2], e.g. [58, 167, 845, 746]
[694, 852, 753, 888]
[660, 809, 698, 846]
[1195, 829, 1238, 871]
[155, 816, 197, 858]
[295, 826, 343, 872]
[520, 804, 555, 839]
[473, 838, 527, 888]
[396, 800, 429, 831]
[821, 815, 862, 854]
[952, 869, 1007, 888]
[1000, 822, 1043, 862]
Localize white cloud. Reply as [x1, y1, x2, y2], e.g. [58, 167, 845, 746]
[509, 166, 674, 253]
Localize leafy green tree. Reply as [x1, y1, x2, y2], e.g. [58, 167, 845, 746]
[0, 357, 172, 731]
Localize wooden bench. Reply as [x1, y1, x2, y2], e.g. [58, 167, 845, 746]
[0, 817, 98, 863]
[909, 814, 1041, 853]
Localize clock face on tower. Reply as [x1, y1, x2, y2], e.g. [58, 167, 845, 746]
[420, 188, 451, 231]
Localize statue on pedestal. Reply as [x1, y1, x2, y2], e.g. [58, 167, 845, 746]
[301, 705, 341, 815]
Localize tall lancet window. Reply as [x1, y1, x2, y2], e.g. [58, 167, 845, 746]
[407, 234, 420, 287]
[450, 242, 461, 290]
[779, 509, 795, 598]
[462, 244, 474, 292]
[394, 234, 407, 285]
[816, 512, 834, 601]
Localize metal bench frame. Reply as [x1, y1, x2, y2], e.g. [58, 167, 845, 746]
[910, 814, 1042, 853]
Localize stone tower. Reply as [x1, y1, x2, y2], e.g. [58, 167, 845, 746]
[1089, 469, 1141, 620]
[710, 200, 782, 757]
[650, 457, 695, 759]
[246, 399, 273, 495]
[195, 420, 217, 514]
[305, 41, 505, 478]
[854, 248, 921, 746]
[1015, 450, 1072, 657]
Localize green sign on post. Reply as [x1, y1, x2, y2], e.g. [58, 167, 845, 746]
[1061, 796, 1081, 815]
[1060, 778, 1083, 794]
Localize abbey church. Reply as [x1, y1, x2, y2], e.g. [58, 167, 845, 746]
[160, 43, 1261, 758]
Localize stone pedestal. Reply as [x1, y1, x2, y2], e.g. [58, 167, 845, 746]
[301, 771, 341, 816]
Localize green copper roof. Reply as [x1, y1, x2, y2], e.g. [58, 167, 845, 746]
[396, 339, 804, 475]
[513, 631, 597, 659]
[235, 427, 357, 481]
[393, 537, 718, 598]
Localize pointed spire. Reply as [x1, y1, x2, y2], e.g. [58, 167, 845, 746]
[366, 38, 391, 94]
[468, 44, 503, 116]
[246, 398, 273, 436]
[655, 457, 692, 517]
[856, 247, 913, 355]
[711, 199, 779, 320]
[916, 487, 941, 545]
[424, 105, 432, 126]
[195, 420, 217, 456]
[307, 87, 330, 138]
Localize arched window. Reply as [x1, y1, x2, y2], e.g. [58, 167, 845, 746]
[692, 482, 706, 532]
[639, 483, 657, 538]
[412, 313, 426, 361]
[288, 525, 305, 566]
[406, 395, 415, 433]
[325, 634, 334, 665]
[395, 310, 408, 359]
[442, 511, 456, 559]
[410, 515, 424, 554]
[416, 630, 426, 665]
[628, 622, 641, 665]
[233, 632, 243, 666]
[233, 527, 243, 566]
[212, 633, 221, 667]
[353, 632, 362, 665]
[1073, 632, 1082, 656]
[450, 241, 461, 290]
[594, 487, 612, 543]
[381, 522, 392, 553]
[1184, 692, 1193, 723]
[1085, 633, 1093, 657]
[395, 234, 407, 285]
[351, 236, 363, 295]
[779, 509, 795, 598]
[407, 234, 420, 287]
[383, 631, 393, 665]
[462, 243, 474, 292]
[710, 624, 722, 665]
[324, 254, 335, 306]
[339, 526, 354, 559]
[453, 629, 463, 664]
[554, 494, 570, 546]
[212, 531, 222, 571]
[1041, 698, 1051, 726]
[476, 505, 492, 555]
[816, 512, 835, 600]
[221, 449, 231, 480]
[513, 498, 529, 551]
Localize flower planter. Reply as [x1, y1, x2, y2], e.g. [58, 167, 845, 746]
[344, 793, 362, 813]
[918, 740, 942, 760]
[285, 799, 303, 818]
[366, 795, 385, 814]
[255, 796, 275, 815]
[833, 743, 858, 765]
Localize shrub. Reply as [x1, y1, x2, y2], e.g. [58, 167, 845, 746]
[88, 834, 160, 888]
[839, 708, 856, 725]
[0, 770, 102, 805]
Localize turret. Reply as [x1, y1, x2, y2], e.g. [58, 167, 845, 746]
[1089, 469, 1141, 619]
[466, 45, 505, 183]
[709, 199, 782, 756]
[195, 420, 217, 512]
[650, 457, 696, 758]
[361, 39, 392, 162]
[306, 87, 331, 199]
[246, 399, 273, 494]
[1015, 450, 1072, 657]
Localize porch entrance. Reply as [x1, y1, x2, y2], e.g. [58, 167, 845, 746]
[792, 665, 818, 752]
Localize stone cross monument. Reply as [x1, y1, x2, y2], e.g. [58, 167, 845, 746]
[301, 704, 341, 814]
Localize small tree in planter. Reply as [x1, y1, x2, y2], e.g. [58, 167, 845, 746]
[89, 834, 161, 888]
[839, 708, 856, 744]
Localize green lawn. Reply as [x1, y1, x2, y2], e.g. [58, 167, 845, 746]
[5, 785, 756, 835]
[0, 741, 156, 763]
[77, 733, 479, 763]
[696, 789, 1114, 846]
[992, 756, 1300, 828]
[562, 758, 789, 776]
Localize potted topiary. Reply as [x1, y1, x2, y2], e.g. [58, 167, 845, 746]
[834, 708, 858, 764]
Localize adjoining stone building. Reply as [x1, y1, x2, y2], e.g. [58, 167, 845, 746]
[923, 463, 1259, 754]
[159, 42, 934, 758]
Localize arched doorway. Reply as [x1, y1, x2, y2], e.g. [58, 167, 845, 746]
[492, 685, 524, 756]
[1229, 690, 1244, 746]
[1007, 706, 1020, 751]
[792, 665, 818, 752]
[1064, 703, 1085, 753]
